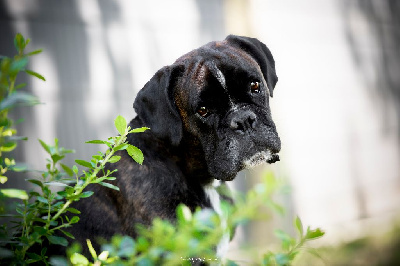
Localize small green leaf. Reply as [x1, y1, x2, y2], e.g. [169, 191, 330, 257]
[99, 182, 119, 191]
[28, 179, 43, 188]
[9, 57, 28, 76]
[14, 33, 25, 52]
[39, 139, 51, 154]
[72, 165, 79, 175]
[75, 159, 93, 169]
[0, 141, 17, 152]
[129, 127, 150, 133]
[108, 155, 121, 163]
[117, 236, 136, 258]
[0, 189, 28, 200]
[176, 204, 192, 223]
[15, 83, 27, 89]
[85, 140, 106, 144]
[295, 216, 303, 237]
[0, 176, 7, 184]
[114, 143, 128, 151]
[27, 49, 42, 56]
[305, 228, 325, 240]
[80, 191, 94, 198]
[60, 230, 75, 239]
[114, 115, 127, 135]
[61, 164, 74, 177]
[25, 69, 46, 81]
[0, 92, 40, 112]
[126, 145, 144, 165]
[49, 256, 69, 266]
[275, 253, 290, 265]
[37, 196, 49, 204]
[66, 208, 81, 214]
[69, 216, 80, 224]
[47, 235, 68, 246]
[70, 253, 89, 265]
[86, 239, 97, 259]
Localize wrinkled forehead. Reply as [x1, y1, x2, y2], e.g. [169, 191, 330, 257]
[175, 41, 263, 102]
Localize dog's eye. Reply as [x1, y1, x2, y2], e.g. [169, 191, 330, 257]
[197, 107, 210, 117]
[250, 81, 261, 93]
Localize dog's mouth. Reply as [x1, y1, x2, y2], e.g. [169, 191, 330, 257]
[243, 150, 280, 169]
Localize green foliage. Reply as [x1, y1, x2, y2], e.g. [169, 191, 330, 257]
[0, 33, 41, 185]
[0, 33, 325, 265]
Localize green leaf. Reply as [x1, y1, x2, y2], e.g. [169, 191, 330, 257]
[86, 239, 97, 259]
[114, 143, 128, 151]
[61, 163, 74, 177]
[108, 155, 121, 163]
[66, 208, 81, 214]
[15, 83, 27, 89]
[47, 235, 68, 246]
[37, 196, 49, 204]
[126, 145, 144, 165]
[0, 92, 40, 112]
[275, 253, 290, 265]
[9, 57, 28, 76]
[305, 228, 325, 240]
[60, 229, 75, 239]
[27, 49, 42, 56]
[80, 191, 94, 198]
[70, 253, 89, 265]
[114, 115, 127, 135]
[49, 256, 69, 266]
[75, 159, 93, 169]
[72, 165, 79, 175]
[28, 179, 43, 188]
[176, 204, 192, 223]
[117, 236, 136, 258]
[129, 127, 150, 133]
[99, 182, 119, 191]
[0, 141, 17, 152]
[51, 154, 65, 164]
[0, 176, 7, 184]
[69, 216, 80, 224]
[33, 226, 47, 235]
[0, 189, 28, 200]
[25, 69, 46, 81]
[85, 140, 106, 144]
[295, 216, 303, 237]
[39, 139, 51, 154]
[14, 33, 25, 52]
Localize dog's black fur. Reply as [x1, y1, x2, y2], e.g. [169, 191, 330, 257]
[66, 35, 281, 255]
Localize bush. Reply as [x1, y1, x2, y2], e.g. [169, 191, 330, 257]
[0, 33, 324, 265]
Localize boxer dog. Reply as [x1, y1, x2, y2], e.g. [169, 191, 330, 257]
[68, 35, 281, 258]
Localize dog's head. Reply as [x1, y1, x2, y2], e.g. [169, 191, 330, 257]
[134, 35, 281, 181]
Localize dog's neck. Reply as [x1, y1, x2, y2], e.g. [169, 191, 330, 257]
[127, 117, 215, 186]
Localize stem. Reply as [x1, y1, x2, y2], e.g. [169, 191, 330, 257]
[50, 133, 126, 223]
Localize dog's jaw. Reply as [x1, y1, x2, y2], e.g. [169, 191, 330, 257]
[243, 150, 280, 169]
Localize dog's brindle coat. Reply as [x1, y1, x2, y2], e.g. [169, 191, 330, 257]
[67, 35, 281, 257]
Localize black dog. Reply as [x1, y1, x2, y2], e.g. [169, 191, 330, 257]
[68, 35, 281, 258]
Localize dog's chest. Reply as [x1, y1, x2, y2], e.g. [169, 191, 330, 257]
[203, 181, 230, 258]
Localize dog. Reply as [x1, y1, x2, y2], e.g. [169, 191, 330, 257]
[68, 35, 281, 258]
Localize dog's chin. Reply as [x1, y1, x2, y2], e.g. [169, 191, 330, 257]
[212, 151, 280, 182]
[243, 150, 280, 169]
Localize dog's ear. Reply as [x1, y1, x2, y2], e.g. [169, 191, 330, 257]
[226, 35, 278, 97]
[133, 65, 184, 146]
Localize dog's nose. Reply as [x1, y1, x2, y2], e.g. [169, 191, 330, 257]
[230, 110, 257, 132]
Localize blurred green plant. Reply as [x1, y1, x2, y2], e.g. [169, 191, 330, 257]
[0, 33, 325, 265]
[0, 33, 42, 185]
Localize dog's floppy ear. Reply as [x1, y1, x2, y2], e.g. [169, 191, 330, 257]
[133, 65, 184, 146]
[226, 35, 278, 97]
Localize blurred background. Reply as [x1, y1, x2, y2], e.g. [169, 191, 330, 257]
[1, 0, 399, 264]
